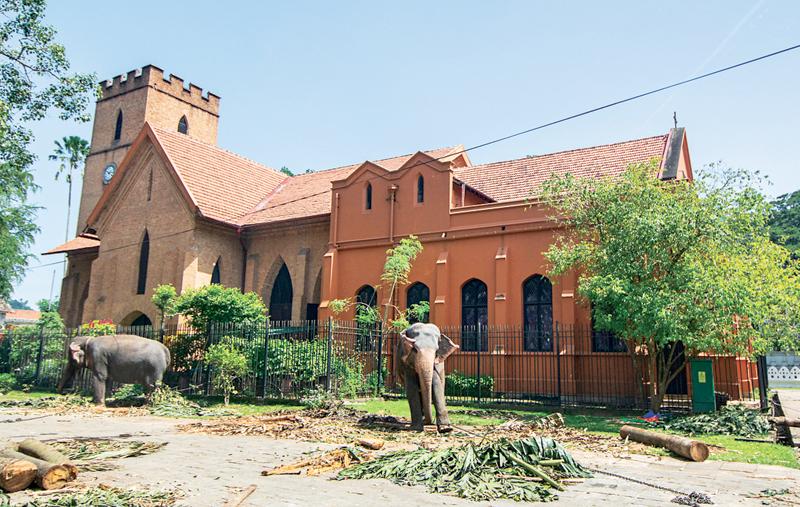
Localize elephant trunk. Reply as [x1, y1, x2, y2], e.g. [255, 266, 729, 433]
[57, 361, 75, 394]
[415, 348, 436, 425]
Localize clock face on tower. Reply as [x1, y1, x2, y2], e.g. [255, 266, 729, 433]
[103, 163, 116, 185]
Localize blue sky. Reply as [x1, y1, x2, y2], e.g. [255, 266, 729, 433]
[12, 0, 800, 306]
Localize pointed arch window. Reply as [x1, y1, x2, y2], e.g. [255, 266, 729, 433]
[355, 285, 378, 351]
[178, 115, 188, 134]
[461, 278, 488, 351]
[523, 275, 553, 351]
[136, 230, 149, 294]
[114, 110, 123, 142]
[406, 282, 430, 323]
[269, 263, 293, 322]
[591, 305, 627, 352]
[211, 258, 221, 285]
[365, 183, 372, 210]
[417, 175, 424, 203]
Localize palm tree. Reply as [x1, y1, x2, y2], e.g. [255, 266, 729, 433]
[49, 136, 90, 243]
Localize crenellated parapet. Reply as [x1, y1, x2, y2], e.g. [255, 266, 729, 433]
[99, 65, 220, 114]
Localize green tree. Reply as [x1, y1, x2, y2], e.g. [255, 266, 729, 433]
[36, 298, 58, 313]
[0, 0, 97, 299]
[49, 136, 90, 243]
[279, 166, 293, 176]
[770, 189, 800, 258]
[172, 284, 266, 330]
[540, 161, 800, 411]
[151, 283, 177, 333]
[8, 298, 31, 310]
[205, 338, 250, 405]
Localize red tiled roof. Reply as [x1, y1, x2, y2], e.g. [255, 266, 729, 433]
[240, 147, 460, 225]
[43, 233, 100, 255]
[152, 127, 287, 224]
[6, 309, 41, 323]
[453, 134, 670, 202]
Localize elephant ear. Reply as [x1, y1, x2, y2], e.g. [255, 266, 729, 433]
[436, 334, 459, 363]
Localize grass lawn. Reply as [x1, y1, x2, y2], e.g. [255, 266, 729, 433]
[0, 389, 63, 401]
[187, 395, 303, 416]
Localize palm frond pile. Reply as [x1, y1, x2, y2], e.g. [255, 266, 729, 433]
[661, 405, 769, 437]
[338, 436, 590, 502]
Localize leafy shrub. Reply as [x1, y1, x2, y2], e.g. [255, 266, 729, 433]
[172, 284, 266, 329]
[8, 314, 66, 383]
[163, 332, 206, 373]
[445, 370, 495, 398]
[0, 373, 16, 393]
[80, 319, 116, 336]
[206, 338, 250, 405]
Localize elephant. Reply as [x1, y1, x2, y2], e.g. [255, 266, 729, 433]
[394, 322, 459, 432]
[57, 334, 171, 405]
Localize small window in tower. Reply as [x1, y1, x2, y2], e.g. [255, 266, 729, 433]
[417, 175, 424, 203]
[178, 116, 188, 134]
[211, 258, 221, 284]
[114, 110, 123, 142]
[365, 183, 372, 210]
[136, 230, 149, 295]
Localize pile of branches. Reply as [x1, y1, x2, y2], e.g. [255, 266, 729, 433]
[146, 386, 236, 418]
[661, 405, 769, 437]
[7, 485, 181, 506]
[47, 439, 166, 472]
[0, 395, 90, 412]
[338, 436, 590, 502]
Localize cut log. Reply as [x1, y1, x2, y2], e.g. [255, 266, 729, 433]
[620, 425, 709, 462]
[0, 450, 71, 490]
[0, 457, 37, 492]
[17, 439, 78, 480]
[768, 417, 800, 428]
[356, 438, 384, 450]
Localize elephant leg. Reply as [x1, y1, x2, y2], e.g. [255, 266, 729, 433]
[432, 363, 452, 433]
[404, 369, 424, 431]
[91, 372, 107, 405]
[105, 378, 114, 400]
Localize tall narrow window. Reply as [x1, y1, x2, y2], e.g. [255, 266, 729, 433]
[523, 275, 553, 351]
[355, 285, 377, 351]
[178, 115, 188, 134]
[146, 168, 153, 201]
[211, 258, 221, 284]
[591, 306, 626, 352]
[417, 175, 424, 203]
[136, 230, 149, 294]
[269, 263, 293, 322]
[114, 110, 123, 142]
[461, 279, 488, 351]
[406, 282, 430, 323]
[365, 183, 372, 210]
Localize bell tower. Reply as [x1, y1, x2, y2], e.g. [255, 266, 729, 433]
[76, 65, 220, 232]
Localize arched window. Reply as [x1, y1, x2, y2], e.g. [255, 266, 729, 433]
[211, 258, 221, 285]
[365, 183, 372, 210]
[355, 285, 377, 351]
[523, 275, 553, 351]
[178, 115, 188, 134]
[406, 282, 430, 323]
[417, 175, 424, 203]
[591, 305, 626, 352]
[147, 168, 154, 201]
[136, 230, 149, 294]
[269, 263, 293, 322]
[114, 110, 123, 142]
[461, 278, 488, 351]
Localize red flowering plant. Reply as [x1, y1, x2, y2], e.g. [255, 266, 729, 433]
[79, 319, 116, 336]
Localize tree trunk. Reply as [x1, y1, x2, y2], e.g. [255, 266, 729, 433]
[0, 457, 37, 492]
[16, 439, 77, 480]
[0, 450, 71, 490]
[620, 425, 709, 462]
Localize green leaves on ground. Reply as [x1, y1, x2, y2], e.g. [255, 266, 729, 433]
[661, 405, 770, 437]
[339, 436, 590, 502]
[8, 486, 180, 506]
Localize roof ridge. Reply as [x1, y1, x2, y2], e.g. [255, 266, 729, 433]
[456, 133, 669, 170]
[150, 125, 283, 177]
[295, 145, 461, 177]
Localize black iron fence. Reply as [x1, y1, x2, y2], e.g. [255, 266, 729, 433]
[0, 320, 765, 410]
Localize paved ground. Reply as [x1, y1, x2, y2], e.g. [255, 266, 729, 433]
[1, 409, 799, 506]
[776, 389, 800, 444]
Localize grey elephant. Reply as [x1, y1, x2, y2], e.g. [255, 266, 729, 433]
[395, 322, 459, 432]
[57, 334, 171, 405]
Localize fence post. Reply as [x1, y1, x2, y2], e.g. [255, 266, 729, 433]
[261, 319, 271, 398]
[756, 355, 769, 410]
[476, 323, 482, 404]
[325, 317, 333, 392]
[34, 323, 46, 384]
[555, 323, 562, 406]
[375, 321, 384, 395]
[203, 323, 213, 396]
